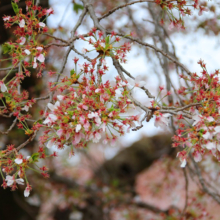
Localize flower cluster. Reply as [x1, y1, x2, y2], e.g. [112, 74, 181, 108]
[0, 0, 217, 202]
[172, 61, 220, 166]
[0, 0, 54, 197]
[0, 1, 53, 135]
[41, 61, 140, 155]
[2, 1, 53, 76]
[0, 144, 33, 197]
[81, 28, 132, 64]
[156, 0, 208, 29]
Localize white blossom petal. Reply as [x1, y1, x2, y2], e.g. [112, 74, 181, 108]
[15, 158, 23, 164]
[57, 95, 64, 101]
[180, 159, 187, 168]
[19, 19, 25, 28]
[75, 124, 82, 133]
[24, 49, 31, 55]
[37, 54, 45, 63]
[24, 188, 30, 197]
[0, 83, 8, 92]
[39, 22, 45, 27]
[20, 37, 26, 45]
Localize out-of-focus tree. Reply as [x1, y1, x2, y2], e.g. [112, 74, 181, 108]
[1, 0, 220, 220]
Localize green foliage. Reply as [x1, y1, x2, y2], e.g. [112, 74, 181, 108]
[30, 153, 39, 163]
[2, 43, 14, 54]
[11, 2, 19, 14]
[73, 3, 84, 14]
[70, 68, 75, 76]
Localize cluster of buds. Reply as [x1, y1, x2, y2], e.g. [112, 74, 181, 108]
[81, 28, 132, 64]
[2, 0, 53, 76]
[156, 0, 208, 29]
[0, 145, 34, 197]
[0, 143, 50, 197]
[0, 0, 54, 197]
[172, 61, 220, 166]
[41, 60, 140, 155]
[0, 0, 215, 199]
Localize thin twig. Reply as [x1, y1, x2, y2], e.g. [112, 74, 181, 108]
[107, 31, 192, 76]
[0, 118, 17, 134]
[98, 0, 154, 21]
[191, 155, 220, 204]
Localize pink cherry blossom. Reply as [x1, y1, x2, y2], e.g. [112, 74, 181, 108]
[193, 151, 202, 162]
[46, 8, 53, 14]
[57, 129, 64, 137]
[20, 37, 26, 45]
[192, 114, 203, 126]
[37, 54, 45, 63]
[154, 113, 171, 129]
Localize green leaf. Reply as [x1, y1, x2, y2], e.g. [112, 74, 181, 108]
[108, 104, 114, 112]
[31, 153, 39, 163]
[2, 43, 13, 54]
[73, 3, 84, 14]
[67, 111, 73, 117]
[105, 36, 110, 44]
[34, 119, 43, 125]
[70, 69, 75, 76]
[11, 2, 19, 14]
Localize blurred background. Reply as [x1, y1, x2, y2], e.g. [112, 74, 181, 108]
[1, 0, 220, 219]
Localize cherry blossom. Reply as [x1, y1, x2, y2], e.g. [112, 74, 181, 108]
[177, 151, 187, 168]
[24, 49, 31, 55]
[154, 113, 171, 129]
[46, 8, 53, 14]
[127, 75, 146, 88]
[75, 124, 82, 133]
[47, 139, 58, 148]
[19, 37, 26, 45]
[14, 156, 23, 165]
[192, 114, 203, 126]
[3, 16, 11, 21]
[33, 57, 37, 68]
[57, 95, 64, 101]
[43, 114, 58, 124]
[47, 101, 60, 112]
[0, 81, 7, 92]
[39, 22, 45, 27]
[0, 1, 214, 210]
[36, 54, 45, 63]
[19, 19, 25, 28]
[5, 175, 24, 186]
[24, 184, 32, 197]
[22, 103, 32, 112]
